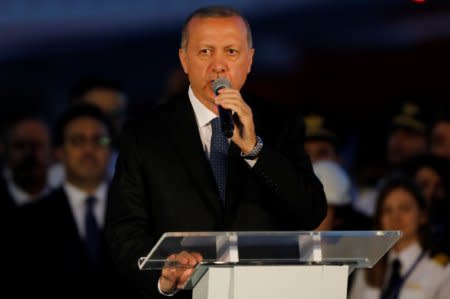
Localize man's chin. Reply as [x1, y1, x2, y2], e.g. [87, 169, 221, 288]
[78, 169, 101, 178]
[202, 87, 215, 99]
[195, 90, 214, 104]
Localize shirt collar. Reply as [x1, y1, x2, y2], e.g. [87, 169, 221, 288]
[63, 181, 108, 207]
[3, 168, 51, 206]
[389, 242, 422, 274]
[188, 86, 217, 128]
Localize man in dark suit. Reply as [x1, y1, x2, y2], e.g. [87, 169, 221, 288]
[20, 105, 129, 298]
[0, 116, 52, 213]
[1, 117, 53, 293]
[106, 5, 327, 299]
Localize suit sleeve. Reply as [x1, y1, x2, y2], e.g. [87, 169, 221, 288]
[251, 111, 327, 230]
[105, 123, 159, 297]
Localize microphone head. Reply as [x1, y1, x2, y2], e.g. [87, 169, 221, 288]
[212, 78, 231, 95]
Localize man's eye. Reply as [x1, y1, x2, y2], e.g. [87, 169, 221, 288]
[199, 49, 211, 55]
[227, 49, 238, 55]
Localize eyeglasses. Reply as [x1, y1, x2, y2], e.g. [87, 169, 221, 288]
[65, 135, 111, 148]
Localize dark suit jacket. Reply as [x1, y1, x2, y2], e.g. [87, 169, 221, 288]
[105, 95, 327, 298]
[19, 187, 131, 299]
[0, 176, 16, 214]
[1, 176, 24, 298]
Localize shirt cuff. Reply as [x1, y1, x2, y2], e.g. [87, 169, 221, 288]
[158, 278, 178, 297]
[244, 158, 258, 168]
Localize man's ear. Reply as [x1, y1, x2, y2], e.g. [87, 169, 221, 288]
[247, 48, 255, 74]
[419, 210, 428, 226]
[179, 49, 188, 74]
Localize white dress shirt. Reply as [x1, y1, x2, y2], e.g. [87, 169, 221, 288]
[63, 181, 108, 239]
[188, 86, 257, 167]
[3, 168, 51, 206]
[158, 87, 259, 296]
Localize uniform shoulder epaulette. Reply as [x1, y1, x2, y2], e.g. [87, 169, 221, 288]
[432, 253, 449, 267]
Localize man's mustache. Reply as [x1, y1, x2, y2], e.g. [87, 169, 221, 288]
[79, 155, 99, 164]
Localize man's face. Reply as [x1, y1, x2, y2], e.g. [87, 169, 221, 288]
[61, 117, 111, 186]
[179, 16, 254, 110]
[431, 121, 450, 161]
[415, 166, 445, 204]
[7, 120, 51, 185]
[304, 140, 337, 163]
[387, 128, 427, 165]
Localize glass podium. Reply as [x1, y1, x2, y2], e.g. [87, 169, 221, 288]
[139, 231, 401, 299]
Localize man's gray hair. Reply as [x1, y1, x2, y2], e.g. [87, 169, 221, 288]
[180, 5, 253, 50]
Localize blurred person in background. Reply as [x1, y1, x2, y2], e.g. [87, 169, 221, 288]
[1, 116, 53, 297]
[302, 113, 372, 230]
[20, 104, 130, 298]
[430, 110, 450, 161]
[0, 116, 52, 212]
[349, 176, 450, 299]
[303, 113, 339, 163]
[387, 102, 428, 167]
[313, 160, 371, 231]
[353, 102, 429, 218]
[49, 77, 128, 187]
[402, 154, 450, 256]
[69, 77, 128, 140]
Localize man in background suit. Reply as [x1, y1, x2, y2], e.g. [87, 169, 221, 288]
[48, 78, 128, 188]
[21, 105, 129, 298]
[1, 116, 53, 298]
[0, 116, 52, 211]
[106, 5, 327, 299]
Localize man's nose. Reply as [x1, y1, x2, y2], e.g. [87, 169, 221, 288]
[211, 53, 227, 74]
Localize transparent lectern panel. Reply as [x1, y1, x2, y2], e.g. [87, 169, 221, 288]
[138, 231, 401, 271]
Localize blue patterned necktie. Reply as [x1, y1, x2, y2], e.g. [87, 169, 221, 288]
[85, 196, 100, 264]
[210, 117, 229, 202]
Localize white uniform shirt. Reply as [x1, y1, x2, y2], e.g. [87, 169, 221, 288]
[349, 242, 450, 299]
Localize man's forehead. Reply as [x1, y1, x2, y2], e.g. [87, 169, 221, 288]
[185, 18, 249, 52]
[187, 16, 247, 34]
[13, 120, 49, 136]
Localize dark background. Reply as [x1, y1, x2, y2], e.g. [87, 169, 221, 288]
[1, 0, 449, 172]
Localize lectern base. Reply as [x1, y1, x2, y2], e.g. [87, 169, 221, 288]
[193, 265, 348, 299]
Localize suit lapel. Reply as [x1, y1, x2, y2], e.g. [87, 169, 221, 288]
[37, 188, 89, 270]
[226, 142, 247, 209]
[226, 100, 264, 210]
[169, 96, 223, 218]
[57, 188, 111, 269]
[55, 188, 86, 246]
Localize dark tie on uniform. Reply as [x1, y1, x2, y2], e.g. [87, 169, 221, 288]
[210, 117, 229, 202]
[85, 196, 100, 264]
[381, 259, 402, 299]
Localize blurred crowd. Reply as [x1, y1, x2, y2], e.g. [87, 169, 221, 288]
[1, 76, 449, 298]
[304, 102, 450, 298]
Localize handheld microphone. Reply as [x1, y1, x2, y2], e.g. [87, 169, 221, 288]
[212, 78, 234, 138]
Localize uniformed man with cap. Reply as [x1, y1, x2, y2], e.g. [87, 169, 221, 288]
[388, 101, 428, 166]
[303, 114, 339, 163]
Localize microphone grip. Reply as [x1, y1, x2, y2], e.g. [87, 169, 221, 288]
[218, 106, 234, 138]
